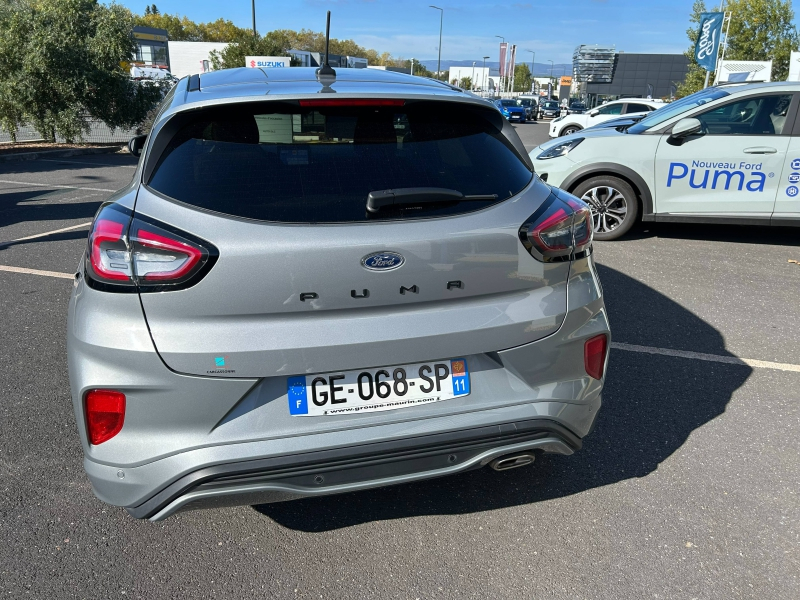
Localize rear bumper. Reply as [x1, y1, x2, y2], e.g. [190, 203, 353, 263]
[128, 418, 581, 521]
[69, 254, 608, 518]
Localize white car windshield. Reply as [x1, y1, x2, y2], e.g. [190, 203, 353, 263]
[627, 87, 730, 134]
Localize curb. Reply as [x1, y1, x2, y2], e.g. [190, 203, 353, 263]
[0, 145, 127, 163]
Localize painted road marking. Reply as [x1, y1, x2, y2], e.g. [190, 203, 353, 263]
[612, 342, 800, 373]
[0, 221, 92, 248]
[0, 179, 116, 192]
[0, 265, 75, 280]
[37, 158, 136, 169]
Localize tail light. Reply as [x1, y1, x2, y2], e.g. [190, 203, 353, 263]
[584, 334, 609, 380]
[518, 192, 593, 262]
[85, 389, 126, 445]
[85, 203, 217, 292]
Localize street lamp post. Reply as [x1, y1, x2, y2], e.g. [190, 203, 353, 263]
[251, 0, 257, 36]
[526, 49, 535, 92]
[482, 55, 489, 96]
[495, 35, 505, 94]
[547, 60, 554, 99]
[430, 6, 443, 81]
[410, 58, 415, 76]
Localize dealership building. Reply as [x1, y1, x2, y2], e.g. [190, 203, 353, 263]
[572, 44, 689, 106]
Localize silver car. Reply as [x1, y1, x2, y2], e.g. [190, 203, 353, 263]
[67, 67, 610, 520]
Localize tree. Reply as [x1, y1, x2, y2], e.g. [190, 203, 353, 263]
[725, 0, 798, 80]
[209, 30, 294, 70]
[134, 12, 247, 42]
[513, 63, 532, 92]
[405, 59, 432, 78]
[0, 0, 164, 141]
[679, 0, 799, 96]
[459, 76, 472, 90]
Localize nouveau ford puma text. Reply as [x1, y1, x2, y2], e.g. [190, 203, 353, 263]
[67, 67, 610, 520]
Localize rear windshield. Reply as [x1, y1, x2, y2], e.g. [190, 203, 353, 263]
[146, 101, 533, 223]
[543, 101, 559, 109]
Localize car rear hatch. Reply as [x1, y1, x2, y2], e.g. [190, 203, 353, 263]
[128, 97, 571, 378]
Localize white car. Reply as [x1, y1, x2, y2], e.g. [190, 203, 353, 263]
[531, 82, 799, 239]
[548, 98, 662, 138]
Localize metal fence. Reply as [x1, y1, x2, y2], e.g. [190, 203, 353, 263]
[0, 118, 138, 144]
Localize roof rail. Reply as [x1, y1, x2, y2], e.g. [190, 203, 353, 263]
[188, 74, 200, 92]
[713, 80, 766, 87]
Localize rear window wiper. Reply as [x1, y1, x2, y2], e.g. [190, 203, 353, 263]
[366, 188, 498, 213]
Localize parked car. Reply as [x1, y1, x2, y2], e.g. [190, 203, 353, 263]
[567, 101, 587, 115]
[494, 98, 527, 122]
[549, 99, 662, 137]
[539, 100, 561, 119]
[531, 82, 800, 239]
[582, 112, 650, 132]
[69, 67, 609, 520]
[517, 96, 539, 121]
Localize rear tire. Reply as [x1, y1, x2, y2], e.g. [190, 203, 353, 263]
[571, 176, 639, 241]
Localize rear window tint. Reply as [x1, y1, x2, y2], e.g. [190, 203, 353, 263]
[146, 101, 533, 223]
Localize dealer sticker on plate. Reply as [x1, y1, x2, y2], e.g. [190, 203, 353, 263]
[287, 359, 470, 416]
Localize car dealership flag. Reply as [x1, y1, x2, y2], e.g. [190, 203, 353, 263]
[499, 43, 508, 77]
[508, 45, 517, 76]
[695, 12, 724, 71]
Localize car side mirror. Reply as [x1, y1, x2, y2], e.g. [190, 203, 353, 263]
[588, 109, 599, 117]
[670, 118, 702, 140]
[127, 134, 147, 158]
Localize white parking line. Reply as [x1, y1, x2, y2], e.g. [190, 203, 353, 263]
[612, 342, 800, 373]
[0, 265, 75, 280]
[0, 179, 116, 192]
[37, 158, 137, 168]
[0, 221, 92, 248]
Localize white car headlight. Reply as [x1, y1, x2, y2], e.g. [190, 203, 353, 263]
[536, 138, 584, 160]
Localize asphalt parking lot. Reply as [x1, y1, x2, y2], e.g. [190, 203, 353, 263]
[1, 131, 798, 598]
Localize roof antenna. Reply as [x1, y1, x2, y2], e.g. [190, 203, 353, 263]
[317, 11, 336, 77]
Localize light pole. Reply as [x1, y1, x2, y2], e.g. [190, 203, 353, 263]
[482, 55, 489, 95]
[547, 60, 554, 99]
[251, 0, 257, 36]
[471, 61, 475, 91]
[430, 6, 443, 80]
[410, 58, 415, 76]
[526, 49, 535, 92]
[495, 35, 505, 94]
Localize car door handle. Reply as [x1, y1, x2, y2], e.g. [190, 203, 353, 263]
[743, 147, 777, 154]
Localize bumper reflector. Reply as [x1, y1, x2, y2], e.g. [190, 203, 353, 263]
[584, 334, 608, 380]
[85, 389, 126, 445]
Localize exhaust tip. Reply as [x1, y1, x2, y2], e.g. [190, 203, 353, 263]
[489, 453, 536, 471]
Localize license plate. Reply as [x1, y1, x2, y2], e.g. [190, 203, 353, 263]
[287, 359, 470, 416]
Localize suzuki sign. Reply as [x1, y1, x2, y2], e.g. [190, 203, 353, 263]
[246, 56, 291, 68]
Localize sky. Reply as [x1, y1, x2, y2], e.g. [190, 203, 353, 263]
[118, 0, 783, 66]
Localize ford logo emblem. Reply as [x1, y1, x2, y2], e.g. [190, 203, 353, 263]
[362, 251, 405, 271]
